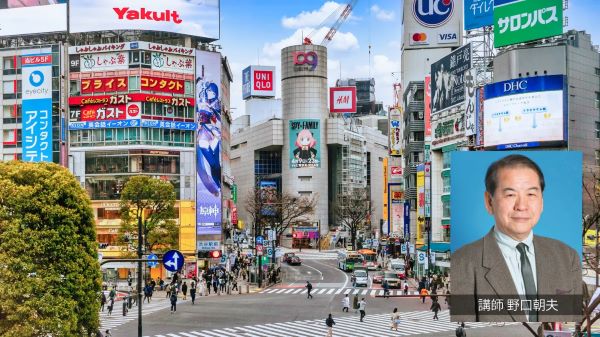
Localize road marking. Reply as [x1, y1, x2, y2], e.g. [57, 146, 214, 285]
[301, 262, 324, 280]
[335, 288, 343, 294]
[327, 288, 335, 294]
[344, 288, 351, 294]
[292, 288, 303, 294]
[361, 289, 368, 295]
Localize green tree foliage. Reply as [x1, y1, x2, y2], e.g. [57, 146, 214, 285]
[0, 161, 101, 336]
[118, 176, 178, 255]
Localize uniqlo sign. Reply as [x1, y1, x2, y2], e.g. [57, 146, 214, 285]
[329, 86, 357, 113]
[242, 65, 275, 99]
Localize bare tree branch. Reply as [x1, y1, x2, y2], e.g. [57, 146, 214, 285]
[334, 188, 372, 251]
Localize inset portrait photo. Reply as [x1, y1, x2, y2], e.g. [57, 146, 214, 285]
[450, 151, 582, 322]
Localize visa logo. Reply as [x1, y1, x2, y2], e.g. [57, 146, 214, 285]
[439, 33, 457, 40]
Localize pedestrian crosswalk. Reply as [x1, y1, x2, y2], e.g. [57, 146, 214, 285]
[260, 287, 421, 297]
[294, 251, 338, 260]
[140, 310, 515, 337]
[100, 297, 188, 330]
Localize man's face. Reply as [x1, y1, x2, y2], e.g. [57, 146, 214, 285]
[484, 166, 544, 241]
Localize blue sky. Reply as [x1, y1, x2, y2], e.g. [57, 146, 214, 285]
[219, 1, 600, 119]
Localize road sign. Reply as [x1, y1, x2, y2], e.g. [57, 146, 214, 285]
[257, 244, 264, 256]
[417, 251, 427, 265]
[220, 255, 227, 264]
[267, 247, 273, 256]
[147, 254, 158, 268]
[263, 240, 270, 247]
[162, 250, 184, 272]
[256, 235, 264, 245]
[400, 245, 407, 254]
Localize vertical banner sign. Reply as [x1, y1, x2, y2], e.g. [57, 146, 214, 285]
[196, 50, 222, 235]
[416, 164, 425, 244]
[464, 68, 477, 136]
[391, 199, 403, 237]
[465, 0, 494, 30]
[424, 75, 432, 141]
[476, 87, 485, 146]
[494, 0, 563, 48]
[403, 201, 410, 240]
[383, 157, 389, 226]
[289, 119, 321, 168]
[430, 43, 472, 114]
[242, 66, 251, 99]
[424, 163, 431, 218]
[22, 52, 53, 162]
[389, 108, 402, 156]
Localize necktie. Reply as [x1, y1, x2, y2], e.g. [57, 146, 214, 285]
[516, 242, 537, 321]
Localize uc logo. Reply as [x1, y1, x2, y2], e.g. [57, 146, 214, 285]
[413, 0, 453, 28]
[293, 51, 318, 70]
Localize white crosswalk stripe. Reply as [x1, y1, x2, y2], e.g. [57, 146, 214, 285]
[142, 310, 516, 337]
[100, 298, 189, 330]
[260, 287, 421, 297]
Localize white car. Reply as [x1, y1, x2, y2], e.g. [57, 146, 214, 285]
[352, 269, 369, 287]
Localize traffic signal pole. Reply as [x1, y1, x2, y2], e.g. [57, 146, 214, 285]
[137, 217, 143, 337]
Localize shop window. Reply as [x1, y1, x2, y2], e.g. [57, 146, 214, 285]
[185, 80, 193, 95]
[129, 76, 140, 90]
[3, 105, 21, 124]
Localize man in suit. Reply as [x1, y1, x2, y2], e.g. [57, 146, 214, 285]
[451, 154, 582, 322]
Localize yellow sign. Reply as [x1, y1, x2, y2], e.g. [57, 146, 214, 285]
[383, 158, 388, 221]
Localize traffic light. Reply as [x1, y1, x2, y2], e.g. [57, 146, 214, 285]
[198, 251, 208, 258]
[198, 250, 222, 259]
[209, 250, 222, 259]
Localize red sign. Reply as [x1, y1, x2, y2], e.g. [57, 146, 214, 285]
[71, 102, 141, 122]
[69, 93, 194, 107]
[425, 76, 432, 138]
[141, 76, 184, 94]
[231, 207, 238, 225]
[390, 166, 403, 177]
[22, 55, 52, 66]
[81, 77, 128, 94]
[253, 70, 273, 91]
[329, 87, 357, 113]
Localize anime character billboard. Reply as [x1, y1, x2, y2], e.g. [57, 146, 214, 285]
[196, 50, 222, 234]
[289, 119, 320, 168]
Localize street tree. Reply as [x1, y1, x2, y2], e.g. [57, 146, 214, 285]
[334, 189, 373, 251]
[0, 161, 101, 336]
[118, 176, 178, 256]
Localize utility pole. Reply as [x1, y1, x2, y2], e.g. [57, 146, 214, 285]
[137, 216, 143, 337]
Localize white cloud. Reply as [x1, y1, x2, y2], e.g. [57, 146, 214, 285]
[371, 5, 395, 22]
[282, 1, 345, 29]
[262, 27, 359, 58]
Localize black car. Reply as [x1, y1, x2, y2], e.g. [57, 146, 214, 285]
[283, 252, 296, 263]
[288, 256, 302, 265]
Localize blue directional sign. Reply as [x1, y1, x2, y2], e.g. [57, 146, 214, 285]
[162, 250, 184, 272]
[147, 254, 158, 268]
[256, 235, 264, 245]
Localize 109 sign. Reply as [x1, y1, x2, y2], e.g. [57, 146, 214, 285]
[413, 0, 454, 28]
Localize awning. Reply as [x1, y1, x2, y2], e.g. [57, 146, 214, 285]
[417, 242, 451, 253]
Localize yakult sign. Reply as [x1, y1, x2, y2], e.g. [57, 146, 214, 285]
[242, 65, 276, 99]
[70, 0, 220, 40]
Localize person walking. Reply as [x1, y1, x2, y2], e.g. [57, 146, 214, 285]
[358, 298, 366, 322]
[107, 298, 114, 316]
[202, 278, 208, 296]
[455, 322, 467, 337]
[353, 294, 359, 313]
[105, 329, 112, 337]
[325, 313, 336, 337]
[182, 281, 188, 300]
[305, 281, 313, 299]
[390, 308, 401, 331]
[100, 291, 107, 312]
[403, 281, 409, 296]
[190, 281, 197, 305]
[342, 294, 350, 312]
[420, 287, 429, 304]
[383, 280, 390, 298]
[170, 287, 178, 314]
[431, 299, 441, 320]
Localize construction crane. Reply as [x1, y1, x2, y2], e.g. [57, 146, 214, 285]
[303, 0, 358, 46]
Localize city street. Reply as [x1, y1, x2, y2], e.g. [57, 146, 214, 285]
[109, 254, 539, 337]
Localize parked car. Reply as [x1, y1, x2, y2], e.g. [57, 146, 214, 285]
[351, 269, 369, 287]
[283, 252, 296, 263]
[383, 271, 401, 288]
[372, 271, 385, 284]
[288, 256, 302, 265]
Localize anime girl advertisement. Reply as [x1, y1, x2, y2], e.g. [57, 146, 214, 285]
[195, 50, 222, 234]
[289, 119, 320, 168]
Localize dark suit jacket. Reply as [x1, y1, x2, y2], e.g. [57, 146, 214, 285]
[451, 228, 582, 322]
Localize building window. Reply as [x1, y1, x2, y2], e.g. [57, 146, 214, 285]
[3, 105, 21, 124]
[414, 89, 424, 101]
[412, 131, 424, 142]
[69, 80, 80, 96]
[596, 67, 600, 76]
[442, 152, 451, 169]
[442, 175, 451, 194]
[411, 151, 423, 163]
[596, 121, 600, 139]
[2, 56, 20, 75]
[442, 199, 450, 218]
[129, 76, 140, 90]
[184, 80, 193, 95]
[596, 150, 600, 167]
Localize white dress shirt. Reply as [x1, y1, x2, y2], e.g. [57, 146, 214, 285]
[493, 226, 538, 297]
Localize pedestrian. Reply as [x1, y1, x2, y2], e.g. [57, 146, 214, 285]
[182, 281, 188, 300]
[107, 298, 114, 316]
[231, 274, 238, 292]
[445, 289, 451, 309]
[420, 287, 429, 304]
[390, 307, 401, 331]
[353, 294, 359, 313]
[358, 298, 366, 322]
[109, 287, 116, 302]
[143, 284, 151, 303]
[212, 274, 218, 294]
[159, 278, 165, 291]
[305, 281, 313, 299]
[383, 280, 390, 298]
[202, 278, 208, 296]
[431, 299, 441, 320]
[100, 291, 106, 312]
[325, 313, 335, 337]
[190, 281, 197, 305]
[105, 329, 112, 337]
[342, 294, 350, 312]
[166, 282, 172, 298]
[170, 288, 178, 314]
[455, 322, 467, 337]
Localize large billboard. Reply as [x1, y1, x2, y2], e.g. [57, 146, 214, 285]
[403, 0, 463, 50]
[464, 0, 494, 30]
[242, 65, 276, 99]
[431, 43, 472, 114]
[289, 119, 321, 168]
[70, 0, 220, 40]
[329, 86, 357, 113]
[0, 1, 67, 37]
[483, 75, 566, 149]
[196, 50, 222, 235]
[494, 0, 563, 48]
[22, 52, 53, 162]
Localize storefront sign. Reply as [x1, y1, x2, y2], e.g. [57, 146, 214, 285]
[151, 52, 194, 74]
[140, 120, 196, 130]
[70, 102, 141, 122]
[197, 240, 220, 252]
[79, 51, 129, 72]
[81, 77, 128, 94]
[141, 76, 184, 94]
[69, 119, 140, 130]
[69, 93, 193, 107]
[431, 112, 466, 148]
